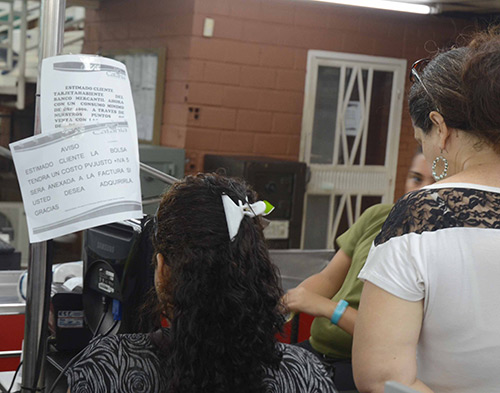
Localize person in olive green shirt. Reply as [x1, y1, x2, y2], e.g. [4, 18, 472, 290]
[284, 152, 433, 390]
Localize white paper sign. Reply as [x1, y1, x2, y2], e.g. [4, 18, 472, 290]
[345, 101, 363, 137]
[40, 55, 138, 145]
[10, 122, 143, 243]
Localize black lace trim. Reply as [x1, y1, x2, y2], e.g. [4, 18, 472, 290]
[375, 187, 500, 246]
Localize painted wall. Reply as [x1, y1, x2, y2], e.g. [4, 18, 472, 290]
[84, 0, 196, 152]
[84, 0, 475, 199]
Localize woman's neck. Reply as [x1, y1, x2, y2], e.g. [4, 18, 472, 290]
[443, 148, 500, 186]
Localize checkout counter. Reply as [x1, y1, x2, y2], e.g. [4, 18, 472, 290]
[271, 249, 333, 343]
[0, 250, 333, 392]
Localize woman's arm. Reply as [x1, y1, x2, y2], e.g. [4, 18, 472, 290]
[284, 249, 356, 334]
[298, 249, 352, 298]
[352, 282, 432, 393]
[284, 285, 358, 335]
[285, 248, 351, 308]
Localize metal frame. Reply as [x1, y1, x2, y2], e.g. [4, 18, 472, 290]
[0, 0, 85, 108]
[21, 1, 66, 391]
[0, 0, 30, 107]
[16, 0, 27, 109]
[0, 350, 23, 359]
[31, 0, 99, 8]
[0, 0, 15, 72]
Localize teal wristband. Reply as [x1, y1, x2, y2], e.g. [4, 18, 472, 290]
[330, 299, 349, 325]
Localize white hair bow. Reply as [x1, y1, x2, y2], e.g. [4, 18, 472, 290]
[221, 194, 274, 241]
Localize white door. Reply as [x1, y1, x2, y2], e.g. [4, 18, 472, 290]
[300, 51, 406, 249]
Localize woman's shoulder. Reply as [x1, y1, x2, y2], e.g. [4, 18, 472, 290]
[263, 343, 336, 392]
[80, 332, 158, 358]
[375, 185, 500, 246]
[374, 188, 443, 246]
[67, 333, 166, 393]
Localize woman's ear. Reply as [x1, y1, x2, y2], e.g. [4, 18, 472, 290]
[429, 111, 450, 151]
[154, 253, 173, 319]
[156, 253, 168, 285]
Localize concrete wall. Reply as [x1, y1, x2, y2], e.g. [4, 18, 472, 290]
[84, 0, 474, 199]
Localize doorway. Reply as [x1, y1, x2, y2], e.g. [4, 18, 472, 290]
[300, 51, 406, 249]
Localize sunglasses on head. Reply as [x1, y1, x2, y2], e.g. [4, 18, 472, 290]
[410, 58, 440, 113]
[153, 205, 159, 243]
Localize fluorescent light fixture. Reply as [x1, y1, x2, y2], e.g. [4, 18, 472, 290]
[308, 0, 437, 14]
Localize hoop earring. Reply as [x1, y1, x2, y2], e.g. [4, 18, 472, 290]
[432, 155, 448, 181]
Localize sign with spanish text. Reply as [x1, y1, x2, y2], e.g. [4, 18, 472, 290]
[9, 54, 143, 243]
[10, 122, 142, 243]
[40, 55, 137, 141]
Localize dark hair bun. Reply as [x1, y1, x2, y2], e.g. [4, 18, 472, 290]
[409, 26, 500, 153]
[463, 27, 500, 147]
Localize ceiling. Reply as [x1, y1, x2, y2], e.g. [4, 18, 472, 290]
[404, 0, 500, 14]
[62, 0, 500, 14]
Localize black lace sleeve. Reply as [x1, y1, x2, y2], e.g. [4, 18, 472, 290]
[375, 187, 500, 246]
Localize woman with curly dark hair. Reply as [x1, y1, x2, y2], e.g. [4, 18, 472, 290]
[67, 173, 336, 393]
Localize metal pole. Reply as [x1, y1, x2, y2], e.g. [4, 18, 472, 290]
[140, 162, 178, 185]
[16, 0, 27, 110]
[21, 0, 66, 391]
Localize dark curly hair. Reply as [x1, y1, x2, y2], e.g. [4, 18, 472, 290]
[151, 173, 284, 393]
[409, 26, 500, 152]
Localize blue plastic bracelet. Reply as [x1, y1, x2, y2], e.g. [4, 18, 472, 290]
[330, 299, 349, 325]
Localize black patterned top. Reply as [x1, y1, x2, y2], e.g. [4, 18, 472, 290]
[374, 185, 500, 246]
[66, 332, 337, 393]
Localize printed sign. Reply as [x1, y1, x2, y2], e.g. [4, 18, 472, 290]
[9, 54, 144, 243]
[345, 101, 363, 137]
[10, 122, 142, 243]
[41, 55, 136, 137]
